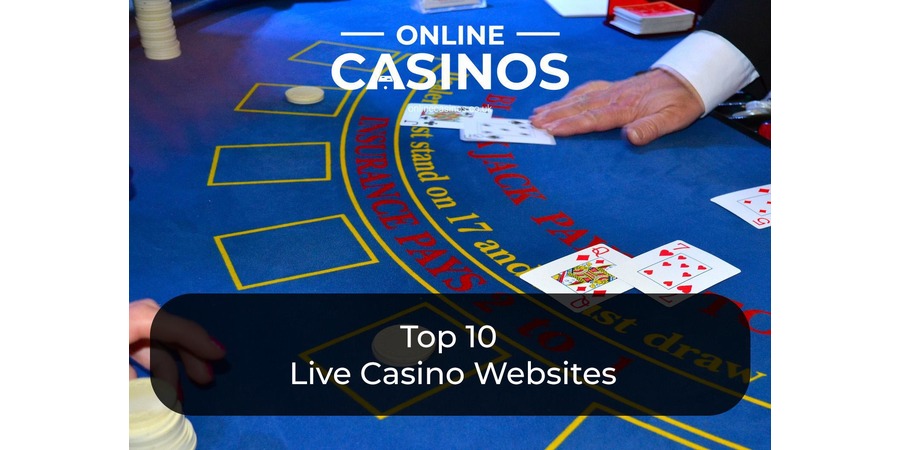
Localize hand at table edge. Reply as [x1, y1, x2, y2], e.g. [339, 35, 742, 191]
[530, 68, 705, 146]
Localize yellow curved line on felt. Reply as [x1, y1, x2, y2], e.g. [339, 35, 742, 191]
[336, 60, 613, 417]
[335, 57, 768, 431]
[388, 69, 770, 411]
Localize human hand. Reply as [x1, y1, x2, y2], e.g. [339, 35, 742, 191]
[530, 68, 705, 146]
[129, 298, 226, 386]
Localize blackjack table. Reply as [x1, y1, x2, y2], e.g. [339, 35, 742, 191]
[129, 0, 771, 448]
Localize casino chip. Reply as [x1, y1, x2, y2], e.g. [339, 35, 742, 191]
[285, 86, 326, 105]
[130, 378, 197, 450]
[371, 324, 436, 367]
[133, 0, 182, 60]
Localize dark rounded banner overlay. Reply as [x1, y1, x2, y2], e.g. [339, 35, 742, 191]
[149, 294, 751, 416]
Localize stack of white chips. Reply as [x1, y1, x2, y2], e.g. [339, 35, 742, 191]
[130, 378, 197, 450]
[133, 0, 182, 60]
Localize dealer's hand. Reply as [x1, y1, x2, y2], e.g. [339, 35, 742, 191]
[530, 68, 705, 146]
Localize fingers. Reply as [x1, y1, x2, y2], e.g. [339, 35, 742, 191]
[149, 345, 182, 396]
[531, 81, 639, 135]
[537, 109, 620, 137]
[178, 348, 215, 385]
[530, 69, 706, 143]
[623, 106, 701, 146]
[532, 80, 613, 115]
[129, 298, 160, 344]
[563, 80, 614, 99]
[131, 299, 225, 362]
[149, 309, 225, 385]
[532, 90, 612, 125]
[153, 309, 226, 361]
[532, 93, 635, 136]
[130, 297, 226, 386]
[134, 336, 216, 387]
[130, 343, 152, 373]
[624, 121, 660, 146]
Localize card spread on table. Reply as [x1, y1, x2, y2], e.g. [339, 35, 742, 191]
[400, 103, 492, 129]
[520, 243, 634, 312]
[606, 240, 740, 307]
[711, 184, 771, 229]
[460, 117, 557, 145]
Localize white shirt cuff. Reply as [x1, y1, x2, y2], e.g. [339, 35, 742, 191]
[651, 30, 759, 115]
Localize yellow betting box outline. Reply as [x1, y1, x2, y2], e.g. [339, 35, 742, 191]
[213, 214, 378, 290]
[234, 83, 351, 117]
[547, 402, 749, 450]
[207, 142, 331, 186]
[289, 40, 402, 72]
[299, 302, 511, 418]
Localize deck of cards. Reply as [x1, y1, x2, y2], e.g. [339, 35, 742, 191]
[400, 103, 556, 146]
[523, 240, 740, 310]
[609, 1, 695, 36]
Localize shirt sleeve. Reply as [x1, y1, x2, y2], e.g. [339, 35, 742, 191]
[650, 30, 759, 115]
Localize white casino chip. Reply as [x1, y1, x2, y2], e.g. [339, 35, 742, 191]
[285, 86, 325, 105]
[371, 324, 436, 367]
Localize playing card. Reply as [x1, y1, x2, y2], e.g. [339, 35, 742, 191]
[400, 103, 492, 129]
[460, 117, 556, 145]
[711, 185, 771, 229]
[544, 0, 609, 18]
[606, 240, 740, 307]
[421, 0, 482, 8]
[520, 243, 634, 312]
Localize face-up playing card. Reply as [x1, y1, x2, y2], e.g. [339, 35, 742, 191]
[711, 185, 771, 229]
[520, 244, 634, 312]
[400, 103, 492, 129]
[460, 117, 556, 145]
[606, 240, 740, 307]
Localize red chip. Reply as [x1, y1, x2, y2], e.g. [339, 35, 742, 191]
[758, 122, 771, 140]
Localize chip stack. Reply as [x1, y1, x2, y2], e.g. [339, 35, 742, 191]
[130, 378, 197, 450]
[133, 0, 181, 60]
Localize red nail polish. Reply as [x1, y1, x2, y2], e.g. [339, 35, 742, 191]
[210, 337, 226, 352]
